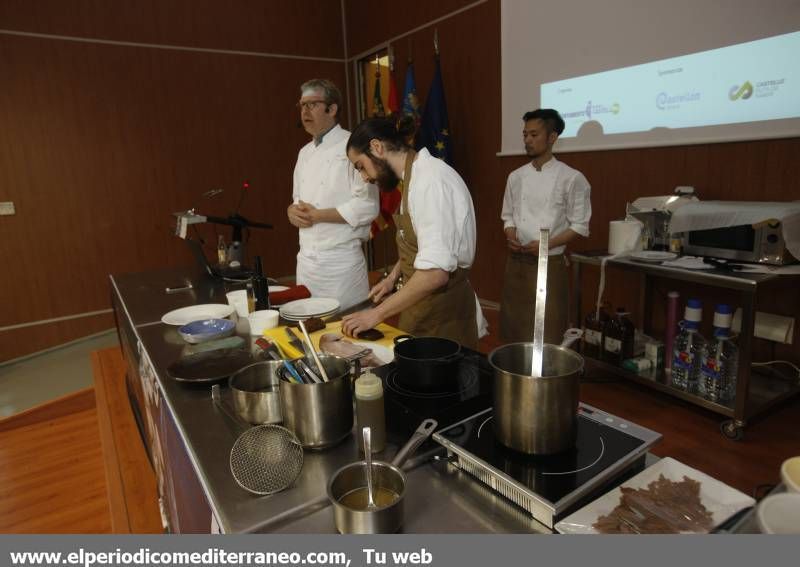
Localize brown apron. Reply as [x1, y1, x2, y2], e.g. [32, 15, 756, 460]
[393, 151, 478, 349]
[499, 252, 568, 345]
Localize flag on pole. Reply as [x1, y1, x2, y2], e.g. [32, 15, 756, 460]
[372, 63, 386, 117]
[416, 55, 452, 165]
[401, 61, 421, 126]
[371, 54, 404, 237]
[387, 72, 400, 117]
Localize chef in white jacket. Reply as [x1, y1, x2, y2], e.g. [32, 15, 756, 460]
[288, 79, 379, 309]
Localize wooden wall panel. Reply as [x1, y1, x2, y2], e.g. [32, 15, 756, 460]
[0, 314, 115, 362]
[0, 6, 347, 361]
[344, 0, 477, 57]
[0, 0, 345, 59]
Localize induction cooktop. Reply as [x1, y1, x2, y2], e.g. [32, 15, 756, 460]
[370, 346, 493, 442]
[433, 405, 662, 528]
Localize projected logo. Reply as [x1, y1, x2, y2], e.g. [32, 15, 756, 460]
[728, 81, 754, 101]
[656, 91, 701, 110]
[583, 101, 621, 119]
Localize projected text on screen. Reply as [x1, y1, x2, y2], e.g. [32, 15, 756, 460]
[541, 31, 800, 138]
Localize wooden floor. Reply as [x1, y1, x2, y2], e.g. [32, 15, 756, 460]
[0, 309, 796, 532]
[0, 389, 112, 533]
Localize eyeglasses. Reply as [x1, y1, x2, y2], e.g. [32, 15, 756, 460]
[297, 99, 327, 111]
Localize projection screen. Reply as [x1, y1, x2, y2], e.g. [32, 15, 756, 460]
[499, 0, 800, 155]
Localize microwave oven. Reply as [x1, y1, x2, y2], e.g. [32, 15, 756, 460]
[682, 222, 797, 265]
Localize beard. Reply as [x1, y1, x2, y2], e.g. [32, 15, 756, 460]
[370, 155, 401, 191]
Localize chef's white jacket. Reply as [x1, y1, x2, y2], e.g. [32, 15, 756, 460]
[403, 148, 477, 273]
[292, 124, 378, 309]
[500, 157, 591, 255]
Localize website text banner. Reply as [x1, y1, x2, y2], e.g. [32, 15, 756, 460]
[1, 534, 794, 567]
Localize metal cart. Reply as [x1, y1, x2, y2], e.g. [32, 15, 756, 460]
[570, 252, 800, 440]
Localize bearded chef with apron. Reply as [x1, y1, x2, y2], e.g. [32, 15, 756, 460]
[341, 118, 479, 349]
[288, 79, 379, 310]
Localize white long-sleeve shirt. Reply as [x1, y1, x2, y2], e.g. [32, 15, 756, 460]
[292, 124, 378, 252]
[405, 148, 476, 272]
[500, 157, 591, 255]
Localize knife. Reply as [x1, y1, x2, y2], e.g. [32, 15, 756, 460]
[285, 327, 310, 359]
[324, 298, 374, 323]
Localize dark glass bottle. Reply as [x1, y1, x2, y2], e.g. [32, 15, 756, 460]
[583, 302, 611, 360]
[252, 255, 270, 311]
[604, 308, 636, 366]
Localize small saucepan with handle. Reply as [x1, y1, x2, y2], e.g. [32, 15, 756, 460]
[327, 419, 438, 534]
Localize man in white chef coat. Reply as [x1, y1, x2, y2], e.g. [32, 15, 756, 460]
[288, 79, 379, 309]
[500, 109, 591, 344]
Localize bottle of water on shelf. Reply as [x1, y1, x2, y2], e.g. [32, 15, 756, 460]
[671, 299, 706, 393]
[699, 304, 739, 404]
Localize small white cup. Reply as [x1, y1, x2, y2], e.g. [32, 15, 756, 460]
[248, 309, 280, 335]
[226, 290, 249, 318]
[781, 456, 800, 493]
[756, 493, 800, 534]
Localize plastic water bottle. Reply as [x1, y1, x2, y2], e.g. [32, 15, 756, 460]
[699, 305, 739, 404]
[671, 299, 706, 393]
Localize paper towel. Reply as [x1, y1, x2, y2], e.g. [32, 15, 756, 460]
[608, 220, 643, 255]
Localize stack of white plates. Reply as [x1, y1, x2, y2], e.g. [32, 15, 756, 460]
[279, 298, 340, 321]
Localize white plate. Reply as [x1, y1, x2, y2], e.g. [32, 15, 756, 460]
[281, 310, 338, 322]
[352, 342, 394, 365]
[279, 297, 340, 320]
[161, 304, 235, 326]
[268, 285, 289, 293]
[629, 251, 678, 264]
[555, 457, 755, 534]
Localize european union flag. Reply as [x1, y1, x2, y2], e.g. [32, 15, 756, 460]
[416, 57, 452, 165]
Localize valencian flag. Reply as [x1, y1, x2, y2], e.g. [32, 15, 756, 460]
[416, 55, 452, 165]
[371, 62, 403, 237]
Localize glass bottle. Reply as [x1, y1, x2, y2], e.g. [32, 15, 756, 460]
[583, 302, 611, 360]
[604, 308, 635, 366]
[252, 256, 270, 311]
[217, 235, 227, 266]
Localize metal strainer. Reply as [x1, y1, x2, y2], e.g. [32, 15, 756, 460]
[212, 385, 303, 495]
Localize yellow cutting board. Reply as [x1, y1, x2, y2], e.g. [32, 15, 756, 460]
[262, 321, 405, 361]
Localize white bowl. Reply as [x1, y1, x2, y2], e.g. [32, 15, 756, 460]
[756, 493, 800, 534]
[781, 456, 800, 493]
[248, 309, 280, 335]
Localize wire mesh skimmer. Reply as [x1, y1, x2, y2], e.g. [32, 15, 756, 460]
[212, 385, 303, 495]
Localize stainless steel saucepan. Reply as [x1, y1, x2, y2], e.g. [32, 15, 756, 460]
[327, 419, 438, 534]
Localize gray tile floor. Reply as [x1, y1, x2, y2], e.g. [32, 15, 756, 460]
[0, 329, 120, 417]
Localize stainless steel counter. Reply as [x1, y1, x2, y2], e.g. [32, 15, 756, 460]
[110, 266, 569, 534]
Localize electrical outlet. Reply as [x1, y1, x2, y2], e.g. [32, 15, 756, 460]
[0, 202, 15, 216]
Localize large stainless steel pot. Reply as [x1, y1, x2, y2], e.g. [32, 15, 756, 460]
[279, 354, 357, 449]
[490, 341, 584, 455]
